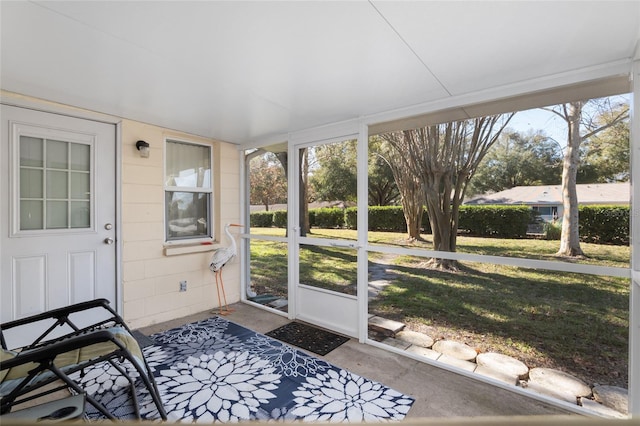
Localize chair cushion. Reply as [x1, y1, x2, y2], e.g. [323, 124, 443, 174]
[0, 349, 17, 382]
[1, 327, 142, 382]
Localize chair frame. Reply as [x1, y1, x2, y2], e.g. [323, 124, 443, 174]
[1, 299, 167, 420]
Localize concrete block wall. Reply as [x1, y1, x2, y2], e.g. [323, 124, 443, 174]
[121, 120, 241, 329]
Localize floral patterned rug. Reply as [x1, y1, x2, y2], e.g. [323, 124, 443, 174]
[72, 317, 414, 422]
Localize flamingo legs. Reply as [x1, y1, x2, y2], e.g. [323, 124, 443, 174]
[214, 269, 234, 315]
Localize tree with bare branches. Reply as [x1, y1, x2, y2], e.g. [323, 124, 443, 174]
[382, 114, 514, 270]
[544, 98, 629, 257]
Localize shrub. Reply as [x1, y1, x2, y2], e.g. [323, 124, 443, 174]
[369, 206, 407, 232]
[543, 221, 562, 240]
[273, 210, 287, 228]
[311, 208, 345, 228]
[579, 205, 629, 245]
[250, 211, 274, 227]
[458, 205, 530, 238]
[345, 207, 357, 229]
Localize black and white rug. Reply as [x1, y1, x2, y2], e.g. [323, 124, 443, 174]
[71, 317, 414, 422]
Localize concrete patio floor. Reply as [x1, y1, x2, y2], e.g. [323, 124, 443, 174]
[138, 302, 582, 420]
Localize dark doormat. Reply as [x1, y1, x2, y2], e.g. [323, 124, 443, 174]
[265, 321, 350, 356]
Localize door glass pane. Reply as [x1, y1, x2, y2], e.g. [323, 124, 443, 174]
[70, 201, 90, 228]
[19, 138, 92, 231]
[47, 170, 68, 198]
[46, 201, 68, 228]
[20, 137, 43, 167]
[20, 201, 43, 229]
[70, 143, 90, 171]
[46, 140, 68, 169]
[70, 172, 90, 199]
[20, 169, 43, 198]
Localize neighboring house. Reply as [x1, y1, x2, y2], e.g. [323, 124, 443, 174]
[465, 183, 630, 222]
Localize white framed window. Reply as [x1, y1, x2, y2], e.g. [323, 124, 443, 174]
[164, 138, 213, 243]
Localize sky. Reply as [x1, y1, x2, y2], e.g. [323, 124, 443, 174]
[508, 107, 568, 147]
[507, 94, 631, 149]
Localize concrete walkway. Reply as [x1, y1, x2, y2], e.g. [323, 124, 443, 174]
[140, 302, 576, 420]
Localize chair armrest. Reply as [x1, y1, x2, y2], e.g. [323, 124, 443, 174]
[0, 299, 127, 351]
[1, 299, 112, 331]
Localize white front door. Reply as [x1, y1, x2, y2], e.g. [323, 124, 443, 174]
[0, 105, 117, 325]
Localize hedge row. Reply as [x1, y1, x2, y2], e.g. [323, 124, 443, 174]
[457, 205, 532, 238]
[578, 205, 629, 245]
[250, 205, 630, 244]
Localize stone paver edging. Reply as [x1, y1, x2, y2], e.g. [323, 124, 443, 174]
[367, 315, 628, 417]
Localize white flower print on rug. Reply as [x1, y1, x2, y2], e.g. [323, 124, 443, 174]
[78, 317, 414, 422]
[157, 350, 280, 422]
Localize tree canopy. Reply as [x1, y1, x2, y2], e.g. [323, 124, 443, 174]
[468, 129, 562, 195]
[249, 152, 287, 211]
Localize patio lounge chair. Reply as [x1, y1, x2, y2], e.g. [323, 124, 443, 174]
[0, 299, 167, 420]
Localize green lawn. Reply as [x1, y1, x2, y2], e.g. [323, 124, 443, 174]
[248, 227, 629, 388]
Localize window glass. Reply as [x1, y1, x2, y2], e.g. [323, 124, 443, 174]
[165, 140, 213, 242]
[165, 141, 211, 188]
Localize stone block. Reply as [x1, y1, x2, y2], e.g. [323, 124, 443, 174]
[476, 352, 529, 379]
[474, 365, 519, 385]
[580, 398, 627, 418]
[406, 345, 441, 360]
[381, 337, 411, 350]
[368, 316, 405, 336]
[523, 381, 578, 404]
[395, 330, 435, 348]
[528, 368, 592, 403]
[438, 354, 477, 372]
[432, 340, 477, 361]
[593, 385, 628, 414]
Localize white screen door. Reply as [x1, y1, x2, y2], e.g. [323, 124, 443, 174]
[292, 137, 360, 337]
[1, 105, 117, 339]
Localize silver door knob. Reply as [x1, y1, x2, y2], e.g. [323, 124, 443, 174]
[104, 237, 114, 245]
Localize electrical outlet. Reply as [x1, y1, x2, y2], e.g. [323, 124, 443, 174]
[179, 280, 187, 292]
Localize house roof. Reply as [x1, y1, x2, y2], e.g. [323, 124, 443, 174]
[466, 183, 630, 206]
[1, 2, 638, 146]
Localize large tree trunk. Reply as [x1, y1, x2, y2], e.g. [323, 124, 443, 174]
[381, 143, 425, 241]
[424, 171, 458, 270]
[401, 185, 424, 241]
[557, 102, 585, 257]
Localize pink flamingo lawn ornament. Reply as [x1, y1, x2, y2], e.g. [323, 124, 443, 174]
[209, 223, 243, 315]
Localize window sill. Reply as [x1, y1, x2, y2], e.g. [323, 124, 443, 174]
[164, 242, 218, 256]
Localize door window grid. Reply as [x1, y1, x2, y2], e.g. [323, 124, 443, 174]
[19, 136, 91, 231]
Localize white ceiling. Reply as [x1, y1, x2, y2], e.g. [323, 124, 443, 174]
[1, 1, 639, 145]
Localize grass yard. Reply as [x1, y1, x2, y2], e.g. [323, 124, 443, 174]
[248, 227, 630, 388]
